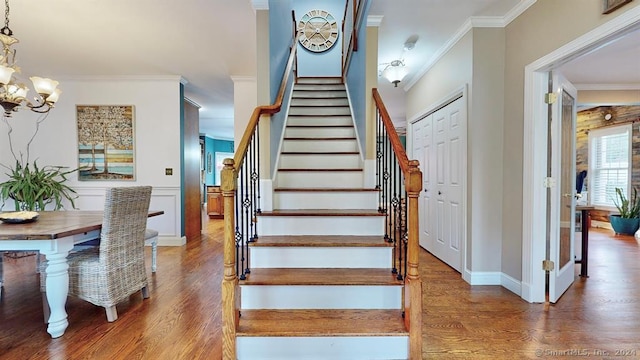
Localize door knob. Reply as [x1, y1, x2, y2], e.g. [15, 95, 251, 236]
[438, 191, 442, 195]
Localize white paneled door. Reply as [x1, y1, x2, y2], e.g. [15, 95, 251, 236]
[412, 96, 465, 272]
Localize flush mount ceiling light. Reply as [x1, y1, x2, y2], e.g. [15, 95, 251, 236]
[0, 0, 61, 117]
[382, 60, 408, 87]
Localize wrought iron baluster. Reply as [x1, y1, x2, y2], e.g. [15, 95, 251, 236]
[243, 156, 251, 277]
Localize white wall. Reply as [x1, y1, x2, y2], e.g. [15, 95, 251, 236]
[0, 76, 184, 245]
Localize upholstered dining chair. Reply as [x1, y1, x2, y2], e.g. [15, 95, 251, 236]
[41, 186, 152, 322]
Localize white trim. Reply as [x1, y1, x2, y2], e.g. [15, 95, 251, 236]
[404, 0, 537, 90]
[523, 6, 640, 303]
[271, 76, 296, 184]
[463, 270, 501, 285]
[260, 179, 273, 211]
[367, 15, 384, 27]
[250, 0, 269, 11]
[156, 236, 186, 247]
[501, 273, 522, 296]
[575, 83, 640, 90]
[363, 159, 376, 189]
[56, 75, 184, 83]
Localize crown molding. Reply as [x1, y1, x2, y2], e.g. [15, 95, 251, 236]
[56, 75, 185, 83]
[230, 75, 257, 83]
[251, 0, 269, 11]
[574, 83, 640, 91]
[404, 0, 538, 90]
[367, 15, 384, 27]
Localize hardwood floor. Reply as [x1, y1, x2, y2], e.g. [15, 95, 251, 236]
[1, 224, 639, 359]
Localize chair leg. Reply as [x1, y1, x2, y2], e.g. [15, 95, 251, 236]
[141, 285, 149, 299]
[42, 293, 50, 324]
[105, 306, 118, 322]
[151, 239, 157, 273]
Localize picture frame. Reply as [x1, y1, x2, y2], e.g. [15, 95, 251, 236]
[76, 105, 136, 181]
[603, 0, 633, 14]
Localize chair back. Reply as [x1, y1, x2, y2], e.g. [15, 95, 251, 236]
[99, 186, 152, 271]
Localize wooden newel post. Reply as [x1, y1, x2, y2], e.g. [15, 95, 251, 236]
[405, 159, 423, 359]
[221, 158, 239, 360]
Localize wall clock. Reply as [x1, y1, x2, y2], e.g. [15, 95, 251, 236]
[297, 9, 339, 53]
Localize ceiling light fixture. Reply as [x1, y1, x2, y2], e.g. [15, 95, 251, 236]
[382, 60, 408, 87]
[0, 0, 60, 117]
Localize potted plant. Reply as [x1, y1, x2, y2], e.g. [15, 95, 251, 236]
[0, 160, 78, 211]
[1, 115, 79, 211]
[609, 187, 640, 235]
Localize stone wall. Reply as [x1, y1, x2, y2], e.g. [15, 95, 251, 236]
[576, 106, 640, 223]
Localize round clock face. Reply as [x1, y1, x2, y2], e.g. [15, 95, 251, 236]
[297, 10, 339, 53]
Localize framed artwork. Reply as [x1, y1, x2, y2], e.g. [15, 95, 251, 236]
[76, 105, 135, 181]
[603, 0, 632, 14]
[207, 152, 213, 174]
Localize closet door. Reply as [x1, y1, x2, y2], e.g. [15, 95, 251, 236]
[413, 97, 465, 272]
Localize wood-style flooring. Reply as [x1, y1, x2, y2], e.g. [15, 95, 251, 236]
[1, 222, 639, 359]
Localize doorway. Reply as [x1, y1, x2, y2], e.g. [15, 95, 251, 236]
[522, 11, 640, 303]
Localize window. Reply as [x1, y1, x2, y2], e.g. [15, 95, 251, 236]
[588, 124, 632, 207]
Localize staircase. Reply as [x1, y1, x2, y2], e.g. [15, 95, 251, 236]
[233, 77, 410, 359]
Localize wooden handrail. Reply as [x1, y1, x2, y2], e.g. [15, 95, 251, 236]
[373, 87, 422, 359]
[233, 33, 300, 169]
[373, 88, 410, 174]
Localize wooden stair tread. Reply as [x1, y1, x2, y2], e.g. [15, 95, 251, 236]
[281, 151, 359, 155]
[252, 235, 390, 247]
[287, 124, 353, 128]
[274, 187, 377, 192]
[237, 309, 407, 337]
[283, 137, 356, 140]
[241, 268, 402, 286]
[277, 168, 362, 172]
[258, 209, 384, 216]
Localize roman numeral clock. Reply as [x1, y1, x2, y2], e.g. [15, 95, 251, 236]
[297, 9, 339, 53]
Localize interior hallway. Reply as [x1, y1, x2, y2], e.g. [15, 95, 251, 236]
[0, 218, 638, 359]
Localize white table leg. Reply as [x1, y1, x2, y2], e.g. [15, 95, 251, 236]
[42, 251, 70, 338]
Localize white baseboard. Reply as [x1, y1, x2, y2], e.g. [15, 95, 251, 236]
[501, 272, 521, 296]
[154, 236, 186, 247]
[463, 269, 522, 297]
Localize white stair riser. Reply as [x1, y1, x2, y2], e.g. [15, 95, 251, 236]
[279, 154, 360, 169]
[276, 171, 363, 188]
[290, 98, 349, 106]
[241, 285, 402, 309]
[287, 115, 353, 126]
[250, 247, 391, 268]
[282, 139, 358, 152]
[289, 106, 351, 116]
[294, 84, 345, 91]
[274, 192, 377, 209]
[296, 78, 343, 85]
[237, 336, 409, 360]
[293, 90, 346, 98]
[258, 216, 384, 236]
[285, 127, 355, 138]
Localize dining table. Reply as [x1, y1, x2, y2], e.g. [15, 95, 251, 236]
[0, 210, 163, 338]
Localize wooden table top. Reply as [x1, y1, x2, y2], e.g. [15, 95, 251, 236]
[0, 210, 164, 240]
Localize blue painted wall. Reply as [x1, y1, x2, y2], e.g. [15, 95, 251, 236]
[294, 0, 345, 77]
[201, 136, 234, 186]
[344, 1, 370, 150]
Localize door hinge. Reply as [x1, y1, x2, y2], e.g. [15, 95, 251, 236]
[542, 260, 555, 272]
[543, 177, 556, 188]
[544, 93, 557, 104]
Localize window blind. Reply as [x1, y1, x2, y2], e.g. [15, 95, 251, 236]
[589, 124, 632, 207]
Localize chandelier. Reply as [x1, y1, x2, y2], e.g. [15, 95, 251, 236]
[0, 0, 60, 117]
